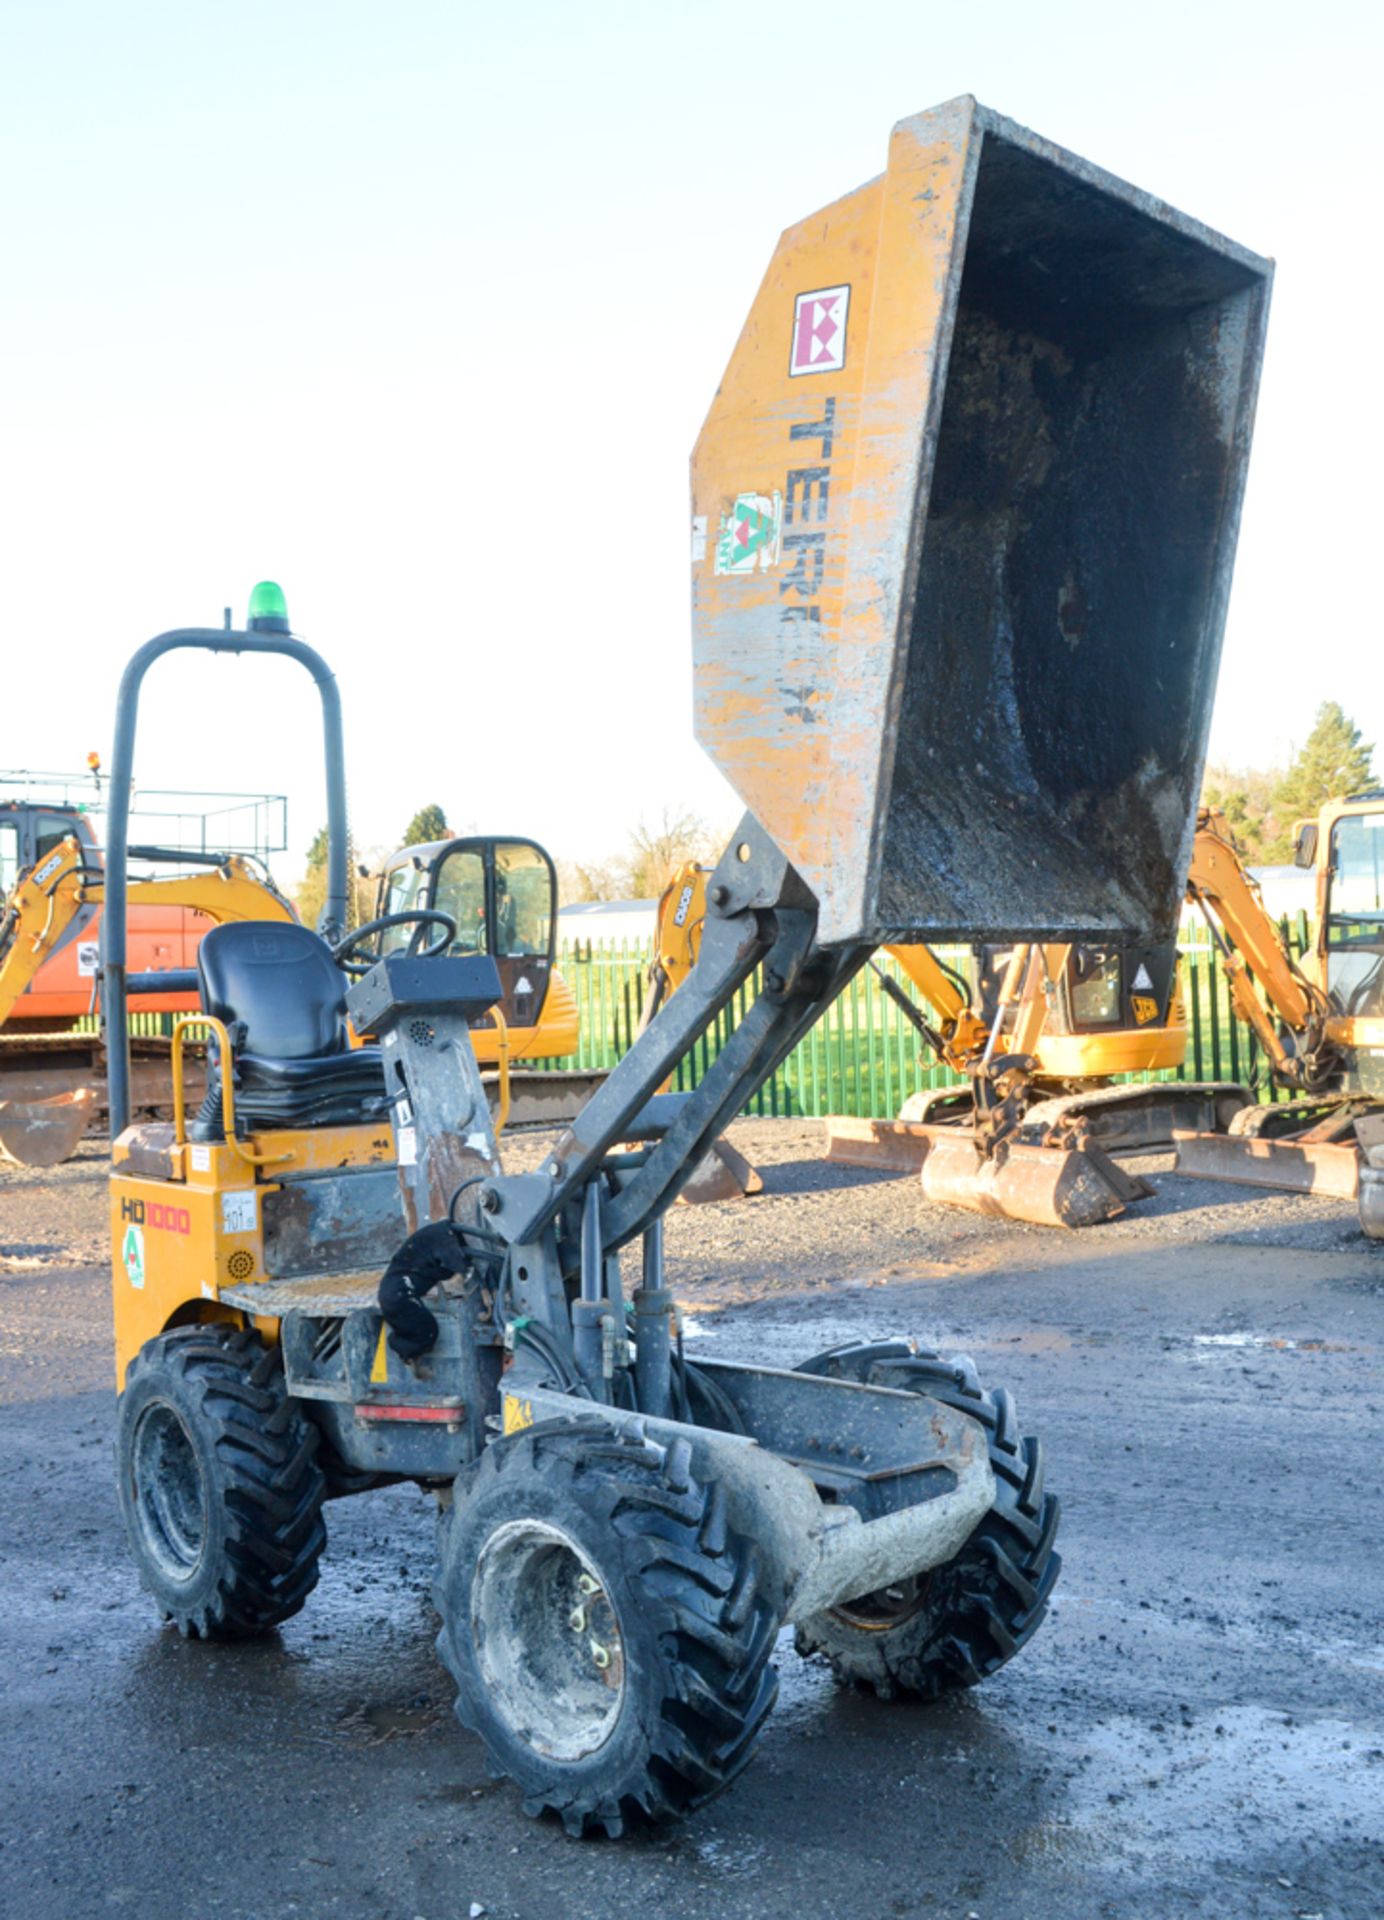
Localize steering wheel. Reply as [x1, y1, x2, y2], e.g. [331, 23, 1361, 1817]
[331, 910, 458, 977]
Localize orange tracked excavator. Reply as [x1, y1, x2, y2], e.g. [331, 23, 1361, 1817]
[0, 830, 295, 1164]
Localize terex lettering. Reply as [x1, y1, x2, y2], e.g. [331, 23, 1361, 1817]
[779, 398, 836, 721]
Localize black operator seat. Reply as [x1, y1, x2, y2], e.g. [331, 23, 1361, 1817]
[189, 921, 388, 1140]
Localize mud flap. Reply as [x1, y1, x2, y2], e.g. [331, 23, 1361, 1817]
[0, 1087, 97, 1168]
[1173, 1129, 1360, 1199]
[920, 1130, 1151, 1228]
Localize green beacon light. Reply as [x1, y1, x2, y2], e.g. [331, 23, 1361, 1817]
[246, 579, 290, 633]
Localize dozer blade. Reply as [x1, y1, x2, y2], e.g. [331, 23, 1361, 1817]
[678, 1137, 764, 1206]
[1174, 1129, 1359, 1199]
[920, 1130, 1150, 1228]
[822, 1116, 937, 1173]
[0, 1087, 97, 1168]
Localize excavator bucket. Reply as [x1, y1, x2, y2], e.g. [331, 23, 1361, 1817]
[0, 1087, 96, 1168]
[919, 1128, 1151, 1229]
[692, 97, 1271, 948]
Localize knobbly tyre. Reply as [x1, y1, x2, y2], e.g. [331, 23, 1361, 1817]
[108, 100, 1271, 1836]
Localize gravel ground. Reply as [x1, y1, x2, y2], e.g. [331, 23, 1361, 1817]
[2, 1121, 1382, 1919]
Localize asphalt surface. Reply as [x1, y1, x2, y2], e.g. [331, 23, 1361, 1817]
[2, 1121, 1383, 1920]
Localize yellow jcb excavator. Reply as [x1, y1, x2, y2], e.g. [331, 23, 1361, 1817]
[823, 938, 1250, 1226]
[0, 833, 295, 1165]
[1175, 798, 1384, 1235]
[647, 866, 1246, 1225]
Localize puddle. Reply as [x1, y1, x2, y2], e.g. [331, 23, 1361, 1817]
[1057, 1705, 1382, 1870]
[693, 1836, 766, 1877]
[335, 1697, 442, 1743]
[1189, 1332, 1364, 1354]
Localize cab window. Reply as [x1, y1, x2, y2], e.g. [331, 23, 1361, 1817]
[1068, 948, 1123, 1027]
[0, 821, 18, 898]
[433, 850, 487, 954]
[378, 862, 428, 954]
[1326, 813, 1384, 1017]
[35, 811, 78, 861]
[492, 842, 552, 956]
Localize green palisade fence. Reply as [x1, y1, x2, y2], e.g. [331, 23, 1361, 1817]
[543, 917, 1314, 1121]
[87, 914, 1314, 1122]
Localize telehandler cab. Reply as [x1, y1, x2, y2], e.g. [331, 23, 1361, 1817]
[106, 99, 1270, 1836]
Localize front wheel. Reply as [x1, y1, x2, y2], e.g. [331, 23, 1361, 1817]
[116, 1326, 327, 1638]
[792, 1341, 1060, 1700]
[435, 1420, 779, 1836]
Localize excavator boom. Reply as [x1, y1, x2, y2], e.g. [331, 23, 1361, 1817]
[0, 838, 295, 1166]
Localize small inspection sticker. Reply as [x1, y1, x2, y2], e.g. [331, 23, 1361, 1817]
[221, 1191, 256, 1234]
[715, 491, 782, 575]
[77, 941, 99, 977]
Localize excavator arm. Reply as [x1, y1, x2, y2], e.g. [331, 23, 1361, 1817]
[0, 835, 295, 1028]
[1185, 808, 1335, 1088]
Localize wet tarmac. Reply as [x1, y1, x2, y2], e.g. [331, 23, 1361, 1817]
[2, 1127, 1383, 1918]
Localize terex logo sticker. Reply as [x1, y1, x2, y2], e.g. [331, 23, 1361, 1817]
[790, 285, 849, 376]
[715, 491, 783, 575]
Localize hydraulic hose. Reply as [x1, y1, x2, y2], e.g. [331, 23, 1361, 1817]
[378, 1220, 491, 1361]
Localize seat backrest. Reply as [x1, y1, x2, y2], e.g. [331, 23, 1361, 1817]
[198, 921, 347, 1060]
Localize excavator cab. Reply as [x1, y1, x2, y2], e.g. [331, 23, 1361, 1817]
[0, 799, 100, 894]
[1320, 800, 1384, 1026]
[373, 835, 581, 1113]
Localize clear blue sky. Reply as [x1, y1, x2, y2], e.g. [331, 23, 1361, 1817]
[2, 1, 1379, 880]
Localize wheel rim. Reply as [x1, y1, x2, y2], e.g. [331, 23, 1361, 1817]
[471, 1518, 626, 1761]
[131, 1400, 207, 1581]
[832, 1570, 933, 1633]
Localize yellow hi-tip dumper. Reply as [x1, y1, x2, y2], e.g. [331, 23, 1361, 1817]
[103, 99, 1269, 1838]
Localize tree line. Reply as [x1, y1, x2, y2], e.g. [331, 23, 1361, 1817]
[293, 702, 1376, 924]
[1201, 702, 1375, 863]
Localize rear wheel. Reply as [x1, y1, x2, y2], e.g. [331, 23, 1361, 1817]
[436, 1420, 779, 1836]
[116, 1326, 327, 1638]
[792, 1340, 1060, 1699]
